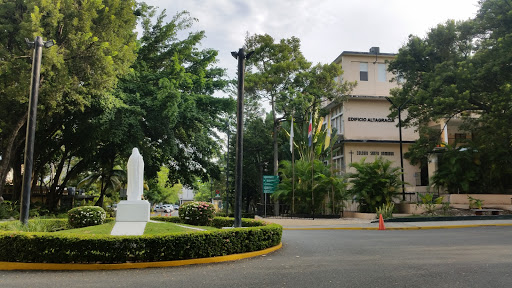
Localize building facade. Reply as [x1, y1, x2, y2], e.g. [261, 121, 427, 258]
[324, 47, 428, 197]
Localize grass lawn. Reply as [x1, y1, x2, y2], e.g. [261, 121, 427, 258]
[55, 221, 219, 235]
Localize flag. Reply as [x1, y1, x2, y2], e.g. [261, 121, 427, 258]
[308, 113, 312, 147]
[324, 117, 332, 150]
[290, 117, 294, 153]
[316, 117, 324, 135]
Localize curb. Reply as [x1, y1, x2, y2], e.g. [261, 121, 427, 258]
[0, 242, 282, 271]
[283, 223, 512, 230]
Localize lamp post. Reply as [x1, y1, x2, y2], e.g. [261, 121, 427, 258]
[225, 120, 230, 215]
[385, 97, 411, 202]
[231, 48, 253, 227]
[20, 37, 54, 225]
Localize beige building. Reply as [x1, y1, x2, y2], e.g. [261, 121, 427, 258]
[324, 47, 428, 197]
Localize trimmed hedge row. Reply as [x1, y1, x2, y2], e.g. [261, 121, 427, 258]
[150, 216, 266, 228]
[0, 218, 282, 264]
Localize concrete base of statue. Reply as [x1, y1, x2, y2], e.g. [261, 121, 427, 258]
[110, 200, 150, 236]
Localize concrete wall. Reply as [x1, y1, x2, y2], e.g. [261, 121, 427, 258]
[343, 142, 420, 191]
[448, 194, 512, 209]
[343, 99, 417, 142]
[340, 54, 397, 96]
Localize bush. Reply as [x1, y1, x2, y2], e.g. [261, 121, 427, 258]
[178, 202, 215, 226]
[347, 157, 403, 213]
[0, 218, 68, 232]
[67, 206, 106, 228]
[215, 212, 255, 219]
[0, 201, 19, 220]
[376, 202, 395, 219]
[0, 218, 282, 264]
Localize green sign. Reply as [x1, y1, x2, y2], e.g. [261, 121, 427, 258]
[263, 175, 279, 194]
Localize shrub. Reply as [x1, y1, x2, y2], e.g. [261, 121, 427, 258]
[417, 193, 444, 215]
[0, 218, 282, 264]
[0, 201, 19, 220]
[68, 206, 106, 228]
[0, 218, 68, 232]
[178, 201, 215, 226]
[376, 202, 394, 219]
[347, 157, 403, 213]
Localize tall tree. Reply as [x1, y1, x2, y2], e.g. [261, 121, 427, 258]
[0, 0, 138, 201]
[388, 0, 512, 192]
[117, 9, 235, 187]
[244, 34, 351, 176]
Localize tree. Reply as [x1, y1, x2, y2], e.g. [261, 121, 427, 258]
[388, 0, 512, 192]
[117, 9, 235, 187]
[145, 166, 180, 205]
[0, 0, 138, 202]
[274, 159, 347, 215]
[347, 157, 403, 213]
[244, 34, 351, 176]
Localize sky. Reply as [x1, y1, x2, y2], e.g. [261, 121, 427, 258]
[142, 0, 480, 83]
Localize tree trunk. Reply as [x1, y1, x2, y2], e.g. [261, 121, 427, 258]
[47, 151, 68, 210]
[0, 115, 27, 200]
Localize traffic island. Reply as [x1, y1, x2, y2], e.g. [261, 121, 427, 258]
[0, 217, 282, 270]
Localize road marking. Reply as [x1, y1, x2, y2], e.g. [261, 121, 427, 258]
[0, 243, 282, 271]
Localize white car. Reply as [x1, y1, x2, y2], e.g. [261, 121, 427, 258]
[154, 204, 173, 213]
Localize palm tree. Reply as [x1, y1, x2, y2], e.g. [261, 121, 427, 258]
[78, 164, 126, 207]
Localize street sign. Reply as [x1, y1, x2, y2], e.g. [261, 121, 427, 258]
[263, 175, 279, 194]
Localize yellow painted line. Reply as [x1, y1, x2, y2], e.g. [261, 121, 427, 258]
[284, 223, 512, 230]
[0, 243, 282, 271]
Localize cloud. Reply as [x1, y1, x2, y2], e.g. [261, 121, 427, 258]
[143, 0, 480, 81]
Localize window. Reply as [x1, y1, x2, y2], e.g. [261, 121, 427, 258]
[455, 133, 467, 139]
[378, 63, 386, 82]
[331, 105, 343, 135]
[359, 62, 368, 81]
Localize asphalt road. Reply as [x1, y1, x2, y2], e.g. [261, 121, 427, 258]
[1, 227, 512, 288]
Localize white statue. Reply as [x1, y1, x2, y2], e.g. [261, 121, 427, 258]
[126, 148, 144, 201]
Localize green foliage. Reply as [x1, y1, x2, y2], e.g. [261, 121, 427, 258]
[468, 196, 484, 209]
[193, 180, 214, 202]
[274, 159, 348, 214]
[389, 0, 512, 192]
[0, 219, 282, 263]
[430, 145, 481, 193]
[149, 216, 183, 223]
[376, 202, 395, 219]
[244, 33, 353, 175]
[347, 157, 403, 213]
[0, 218, 68, 232]
[145, 167, 181, 204]
[117, 10, 234, 185]
[0, 201, 19, 219]
[417, 193, 444, 215]
[67, 206, 106, 228]
[0, 0, 139, 205]
[178, 201, 215, 226]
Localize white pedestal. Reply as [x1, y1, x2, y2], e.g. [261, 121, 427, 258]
[111, 200, 150, 236]
[115, 200, 150, 222]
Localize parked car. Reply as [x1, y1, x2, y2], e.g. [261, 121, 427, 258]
[154, 204, 174, 213]
[174, 204, 180, 210]
[161, 204, 174, 213]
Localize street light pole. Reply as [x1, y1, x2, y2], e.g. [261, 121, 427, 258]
[386, 97, 411, 202]
[225, 120, 230, 215]
[20, 37, 53, 225]
[231, 48, 253, 228]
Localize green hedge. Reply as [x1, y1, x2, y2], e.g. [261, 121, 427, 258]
[0, 218, 282, 264]
[150, 216, 264, 228]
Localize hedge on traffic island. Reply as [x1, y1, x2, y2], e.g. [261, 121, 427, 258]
[0, 217, 282, 264]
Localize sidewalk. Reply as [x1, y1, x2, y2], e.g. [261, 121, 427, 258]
[257, 216, 512, 230]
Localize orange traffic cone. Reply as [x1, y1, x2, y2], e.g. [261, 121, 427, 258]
[378, 214, 385, 230]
